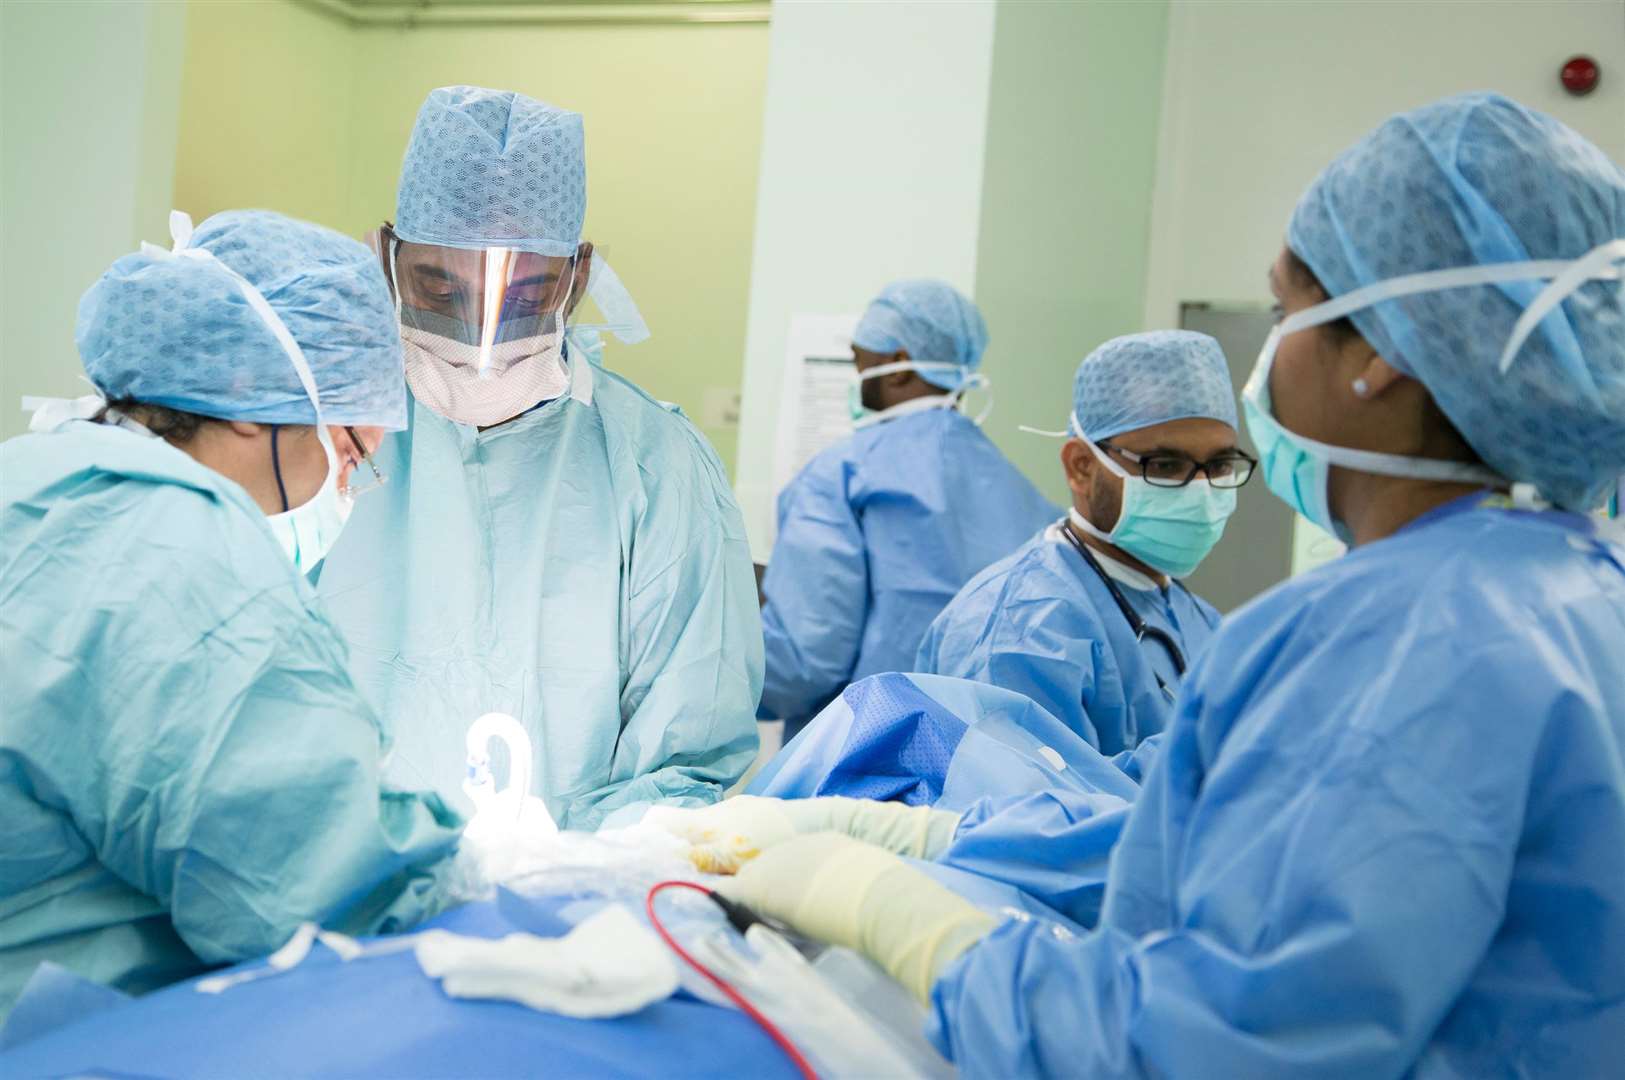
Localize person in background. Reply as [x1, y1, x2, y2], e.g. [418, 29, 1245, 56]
[0, 210, 463, 1022]
[759, 279, 1058, 740]
[316, 86, 762, 829]
[702, 93, 1625, 1075]
[917, 331, 1249, 756]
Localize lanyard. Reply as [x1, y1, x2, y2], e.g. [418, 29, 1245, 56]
[1061, 520, 1189, 688]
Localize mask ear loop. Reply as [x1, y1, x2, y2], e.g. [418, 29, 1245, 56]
[951, 372, 994, 425]
[1496, 238, 1625, 374]
[271, 426, 290, 512]
[555, 256, 597, 406]
[161, 210, 340, 510]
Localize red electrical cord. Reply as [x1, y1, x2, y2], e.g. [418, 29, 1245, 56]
[645, 880, 820, 1080]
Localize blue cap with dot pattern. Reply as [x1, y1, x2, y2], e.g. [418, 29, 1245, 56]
[1073, 330, 1237, 443]
[395, 86, 586, 257]
[75, 209, 406, 429]
[1288, 92, 1625, 511]
[852, 279, 988, 391]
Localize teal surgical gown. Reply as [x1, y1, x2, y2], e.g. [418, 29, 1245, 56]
[930, 494, 1625, 1077]
[0, 422, 463, 1022]
[760, 408, 1057, 732]
[917, 525, 1220, 755]
[316, 349, 762, 829]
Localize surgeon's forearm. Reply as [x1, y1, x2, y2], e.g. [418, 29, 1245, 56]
[758, 603, 853, 723]
[564, 730, 757, 831]
[940, 791, 1132, 928]
[929, 919, 1140, 1078]
[721, 834, 997, 1003]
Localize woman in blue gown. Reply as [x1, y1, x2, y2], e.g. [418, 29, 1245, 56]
[709, 92, 1625, 1077]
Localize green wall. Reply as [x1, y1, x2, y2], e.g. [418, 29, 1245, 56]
[0, 0, 185, 443]
[169, 1, 769, 470]
[974, 0, 1171, 504]
[174, 0, 356, 230]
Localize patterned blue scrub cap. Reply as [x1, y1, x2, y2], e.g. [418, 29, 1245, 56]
[852, 279, 988, 391]
[395, 86, 587, 257]
[76, 210, 407, 429]
[1073, 330, 1237, 443]
[1288, 92, 1625, 511]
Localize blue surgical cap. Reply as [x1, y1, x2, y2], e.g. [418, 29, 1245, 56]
[1289, 92, 1625, 511]
[76, 210, 407, 429]
[852, 279, 988, 390]
[395, 86, 586, 257]
[1073, 331, 1238, 443]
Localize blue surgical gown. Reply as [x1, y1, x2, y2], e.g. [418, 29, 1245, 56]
[0, 422, 463, 1022]
[930, 495, 1625, 1077]
[916, 525, 1220, 754]
[760, 408, 1057, 731]
[317, 350, 762, 829]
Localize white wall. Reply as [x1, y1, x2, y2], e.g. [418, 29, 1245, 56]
[0, 1, 186, 442]
[1143, 0, 1625, 326]
[733, 0, 998, 558]
[1142, 0, 1625, 569]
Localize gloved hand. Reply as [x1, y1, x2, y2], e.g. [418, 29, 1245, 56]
[643, 795, 962, 874]
[718, 832, 997, 1004]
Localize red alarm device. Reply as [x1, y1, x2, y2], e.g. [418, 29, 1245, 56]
[1560, 55, 1600, 97]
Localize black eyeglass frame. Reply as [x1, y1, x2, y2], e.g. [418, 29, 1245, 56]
[1097, 442, 1258, 489]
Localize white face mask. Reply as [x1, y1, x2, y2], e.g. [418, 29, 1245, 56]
[849, 359, 992, 429]
[390, 240, 583, 428]
[265, 427, 355, 575]
[402, 323, 569, 427]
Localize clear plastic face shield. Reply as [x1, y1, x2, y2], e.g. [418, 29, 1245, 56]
[376, 224, 588, 426]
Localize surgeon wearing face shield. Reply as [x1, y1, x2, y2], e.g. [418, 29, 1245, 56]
[315, 86, 762, 830]
[0, 210, 464, 1023]
[696, 94, 1625, 1076]
[759, 279, 1059, 740]
[917, 331, 1248, 754]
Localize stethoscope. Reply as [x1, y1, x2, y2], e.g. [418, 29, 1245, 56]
[1060, 519, 1188, 698]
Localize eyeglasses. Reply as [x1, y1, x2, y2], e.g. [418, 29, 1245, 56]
[1100, 443, 1257, 489]
[340, 426, 388, 498]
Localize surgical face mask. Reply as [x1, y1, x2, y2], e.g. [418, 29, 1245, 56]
[266, 427, 354, 575]
[391, 238, 579, 427]
[849, 359, 990, 429]
[401, 316, 569, 427]
[1069, 428, 1236, 578]
[134, 211, 359, 573]
[1240, 258, 1551, 538]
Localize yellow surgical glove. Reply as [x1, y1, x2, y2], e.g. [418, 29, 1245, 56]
[642, 796, 799, 873]
[644, 796, 962, 875]
[718, 832, 997, 1004]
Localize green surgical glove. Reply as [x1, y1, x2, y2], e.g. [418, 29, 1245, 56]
[643, 795, 961, 874]
[718, 832, 997, 1004]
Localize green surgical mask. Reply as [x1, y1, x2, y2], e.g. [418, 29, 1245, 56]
[1070, 433, 1237, 578]
[848, 381, 871, 424]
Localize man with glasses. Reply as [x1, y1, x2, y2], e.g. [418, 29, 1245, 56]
[916, 331, 1252, 756]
